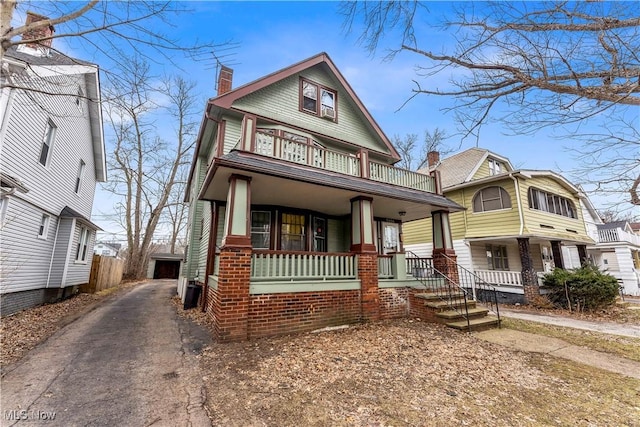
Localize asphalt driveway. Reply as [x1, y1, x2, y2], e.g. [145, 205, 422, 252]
[1, 280, 212, 427]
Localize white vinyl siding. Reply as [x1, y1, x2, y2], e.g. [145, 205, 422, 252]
[0, 200, 57, 293]
[66, 224, 93, 285]
[0, 71, 98, 219]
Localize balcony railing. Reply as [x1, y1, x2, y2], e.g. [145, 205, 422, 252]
[250, 251, 356, 281]
[252, 130, 437, 193]
[597, 228, 640, 246]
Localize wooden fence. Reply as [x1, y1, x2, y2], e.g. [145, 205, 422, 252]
[81, 254, 124, 293]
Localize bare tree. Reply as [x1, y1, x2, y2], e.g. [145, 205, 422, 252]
[342, 1, 640, 207]
[1, 1, 224, 63]
[393, 127, 453, 171]
[102, 58, 197, 279]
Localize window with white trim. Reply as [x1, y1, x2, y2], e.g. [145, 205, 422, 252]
[488, 158, 502, 175]
[528, 187, 577, 218]
[300, 78, 337, 121]
[76, 226, 89, 262]
[486, 245, 509, 270]
[472, 186, 512, 212]
[39, 119, 57, 166]
[75, 160, 86, 194]
[38, 214, 50, 239]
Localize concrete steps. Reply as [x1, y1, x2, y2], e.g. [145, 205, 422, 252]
[416, 291, 500, 332]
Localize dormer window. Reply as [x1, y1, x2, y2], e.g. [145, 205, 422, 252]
[300, 78, 337, 121]
[488, 158, 502, 175]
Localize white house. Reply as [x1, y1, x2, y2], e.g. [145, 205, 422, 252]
[93, 241, 121, 258]
[0, 13, 106, 315]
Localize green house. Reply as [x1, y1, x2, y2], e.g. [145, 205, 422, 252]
[181, 53, 469, 341]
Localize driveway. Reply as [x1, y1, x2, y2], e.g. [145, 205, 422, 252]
[1, 280, 212, 427]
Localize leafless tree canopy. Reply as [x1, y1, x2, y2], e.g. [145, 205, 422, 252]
[2, 1, 226, 66]
[102, 58, 198, 279]
[342, 1, 640, 208]
[394, 127, 453, 171]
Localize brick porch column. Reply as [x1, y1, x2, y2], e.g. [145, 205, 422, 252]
[211, 174, 252, 341]
[431, 211, 459, 285]
[518, 237, 540, 302]
[551, 240, 564, 270]
[350, 196, 379, 321]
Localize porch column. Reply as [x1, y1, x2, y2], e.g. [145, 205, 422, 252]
[431, 210, 459, 285]
[551, 240, 564, 270]
[213, 174, 252, 341]
[517, 237, 540, 303]
[577, 244, 588, 266]
[350, 196, 379, 322]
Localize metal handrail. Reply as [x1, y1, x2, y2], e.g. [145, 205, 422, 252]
[405, 251, 471, 332]
[440, 253, 501, 324]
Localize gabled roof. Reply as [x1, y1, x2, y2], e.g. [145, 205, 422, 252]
[208, 52, 400, 160]
[598, 221, 632, 231]
[424, 148, 513, 189]
[3, 46, 107, 183]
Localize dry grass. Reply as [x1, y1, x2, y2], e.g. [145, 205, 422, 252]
[194, 319, 640, 427]
[501, 317, 640, 362]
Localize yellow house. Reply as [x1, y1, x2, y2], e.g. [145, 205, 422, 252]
[403, 148, 595, 303]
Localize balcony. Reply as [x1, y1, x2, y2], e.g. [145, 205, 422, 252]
[597, 227, 640, 246]
[252, 130, 439, 194]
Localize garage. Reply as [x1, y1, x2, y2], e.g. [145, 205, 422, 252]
[147, 254, 184, 280]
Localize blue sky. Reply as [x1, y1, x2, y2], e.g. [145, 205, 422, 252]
[15, 1, 637, 239]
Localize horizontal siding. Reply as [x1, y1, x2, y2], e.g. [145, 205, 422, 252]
[65, 225, 94, 285]
[222, 118, 242, 155]
[1, 72, 98, 218]
[461, 181, 521, 239]
[0, 198, 56, 293]
[197, 204, 212, 281]
[469, 241, 523, 272]
[471, 160, 490, 180]
[402, 218, 431, 246]
[519, 177, 591, 242]
[232, 66, 393, 157]
[48, 218, 74, 287]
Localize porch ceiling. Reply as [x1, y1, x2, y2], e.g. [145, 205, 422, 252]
[199, 151, 464, 222]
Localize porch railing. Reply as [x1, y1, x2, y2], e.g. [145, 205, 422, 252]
[250, 251, 356, 281]
[252, 130, 437, 193]
[378, 255, 393, 278]
[474, 270, 522, 287]
[598, 227, 640, 246]
[369, 161, 436, 192]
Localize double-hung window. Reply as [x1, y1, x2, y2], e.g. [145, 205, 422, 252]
[300, 78, 337, 121]
[488, 158, 502, 175]
[281, 213, 306, 251]
[75, 160, 86, 194]
[486, 245, 509, 271]
[251, 211, 271, 249]
[76, 227, 89, 262]
[38, 214, 50, 239]
[39, 119, 57, 166]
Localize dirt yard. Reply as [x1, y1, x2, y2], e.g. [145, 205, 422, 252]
[177, 304, 640, 427]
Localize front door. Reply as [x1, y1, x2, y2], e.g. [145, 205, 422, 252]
[380, 222, 400, 255]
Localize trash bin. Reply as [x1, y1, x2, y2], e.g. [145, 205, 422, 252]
[183, 282, 201, 310]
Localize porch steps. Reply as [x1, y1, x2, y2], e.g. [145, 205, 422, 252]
[446, 316, 501, 332]
[415, 291, 500, 331]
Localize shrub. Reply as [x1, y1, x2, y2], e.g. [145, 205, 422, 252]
[542, 264, 619, 311]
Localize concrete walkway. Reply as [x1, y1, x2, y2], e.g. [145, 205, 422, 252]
[499, 308, 640, 338]
[475, 308, 640, 379]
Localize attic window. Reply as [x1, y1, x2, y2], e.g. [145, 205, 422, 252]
[488, 158, 502, 175]
[300, 78, 336, 121]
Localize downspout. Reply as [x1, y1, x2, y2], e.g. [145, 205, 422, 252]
[510, 173, 524, 235]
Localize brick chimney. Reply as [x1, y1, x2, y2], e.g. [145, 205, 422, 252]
[20, 12, 55, 55]
[217, 66, 233, 96]
[427, 151, 440, 168]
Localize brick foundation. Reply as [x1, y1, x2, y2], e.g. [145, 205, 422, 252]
[378, 287, 409, 319]
[433, 249, 459, 285]
[248, 290, 361, 339]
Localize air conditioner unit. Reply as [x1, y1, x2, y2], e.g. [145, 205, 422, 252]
[321, 106, 335, 120]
